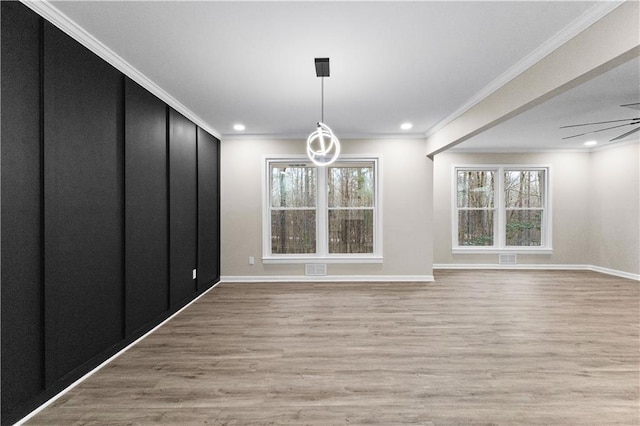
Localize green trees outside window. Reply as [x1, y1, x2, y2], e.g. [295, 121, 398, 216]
[268, 159, 378, 257]
[455, 167, 548, 249]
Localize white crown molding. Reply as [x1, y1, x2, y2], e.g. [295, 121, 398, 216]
[221, 132, 427, 142]
[21, 0, 221, 139]
[433, 264, 639, 281]
[589, 139, 640, 152]
[424, 1, 626, 139]
[220, 275, 435, 283]
[446, 147, 593, 154]
[446, 139, 639, 154]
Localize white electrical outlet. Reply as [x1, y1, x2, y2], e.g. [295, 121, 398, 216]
[249, 256, 255, 265]
[192, 269, 197, 279]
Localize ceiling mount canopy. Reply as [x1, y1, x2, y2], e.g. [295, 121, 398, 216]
[315, 57, 330, 77]
[307, 57, 340, 166]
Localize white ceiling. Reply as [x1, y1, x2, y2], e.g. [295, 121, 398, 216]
[49, 1, 638, 149]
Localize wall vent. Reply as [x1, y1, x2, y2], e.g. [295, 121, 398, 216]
[499, 254, 517, 265]
[305, 264, 327, 276]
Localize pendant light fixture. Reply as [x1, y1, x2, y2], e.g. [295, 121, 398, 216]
[306, 58, 340, 166]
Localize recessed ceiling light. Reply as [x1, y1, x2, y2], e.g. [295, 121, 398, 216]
[584, 140, 597, 146]
[233, 123, 246, 131]
[401, 122, 413, 130]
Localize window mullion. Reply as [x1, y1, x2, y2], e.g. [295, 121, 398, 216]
[497, 167, 505, 249]
[542, 171, 548, 247]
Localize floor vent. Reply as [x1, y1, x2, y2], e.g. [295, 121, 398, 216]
[305, 264, 327, 276]
[499, 254, 517, 265]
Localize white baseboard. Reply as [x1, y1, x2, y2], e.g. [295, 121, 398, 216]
[588, 265, 640, 281]
[433, 263, 589, 270]
[220, 275, 435, 283]
[14, 281, 222, 426]
[433, 263, 639, 281]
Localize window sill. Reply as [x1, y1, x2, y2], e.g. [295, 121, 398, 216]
[452, 247, 553, 255]
[262, 256, 383, 265]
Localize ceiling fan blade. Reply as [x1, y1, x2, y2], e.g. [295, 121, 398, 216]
[560, 117, 640, 128]
[621, 102, 640, 111]
[610, 126, 640, 142]
[562, 121, 640, 140]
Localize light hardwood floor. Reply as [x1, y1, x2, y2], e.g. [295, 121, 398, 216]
[26, 270, 639, 425]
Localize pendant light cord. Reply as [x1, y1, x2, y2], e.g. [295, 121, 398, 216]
[321, 77, 324, 123]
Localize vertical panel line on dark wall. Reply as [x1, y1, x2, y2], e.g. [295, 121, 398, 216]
[165, 106, 171, 310]
[38, 14, 47, 390]
[217, 140, 221, 280]
[195, 128, 199, 293]
[120, 74, 126, 338]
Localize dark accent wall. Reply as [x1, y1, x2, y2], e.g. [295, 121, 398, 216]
[124, 78, 169, 335]
[43, 21, 125, 386]
[1, 4, 221, 424]
[169, 109, 198, 306]
[198, 128, 221, 290]
[1, 1, 44, 412]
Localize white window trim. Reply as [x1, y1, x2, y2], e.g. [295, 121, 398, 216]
[263, 154, 383, 264]
[451, 164, 553, 254]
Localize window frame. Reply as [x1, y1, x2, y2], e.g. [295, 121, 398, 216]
[452, 164, 552, 254]
[263, 155, 383, 264]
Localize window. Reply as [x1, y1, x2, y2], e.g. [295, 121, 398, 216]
[504, 170, 545, 247]
[270, 163, 316, 254]
[453, 165, 551, 253]
[328, 163, 375, 254]
[457, 170, 495, 246]
[264, 156, 381, 263]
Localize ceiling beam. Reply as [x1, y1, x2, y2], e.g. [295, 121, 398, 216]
[426, 0, 640, 158]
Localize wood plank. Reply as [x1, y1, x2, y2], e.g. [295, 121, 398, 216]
[26, 271, 639, 424]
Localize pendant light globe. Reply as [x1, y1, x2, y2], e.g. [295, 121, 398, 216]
[306, 122, 341, 166]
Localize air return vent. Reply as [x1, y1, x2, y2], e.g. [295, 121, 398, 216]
[305, 264, 327, 276]
[499, 254, 517, 265]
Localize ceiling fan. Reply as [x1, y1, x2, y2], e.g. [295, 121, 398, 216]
[561, 102, 640, 142]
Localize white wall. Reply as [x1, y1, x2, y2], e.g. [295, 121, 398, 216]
[221, 138, 433, 280]
[589, 142, 640, 275]
[221, 137, 638, 279]
[433, 144, 640, 277]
